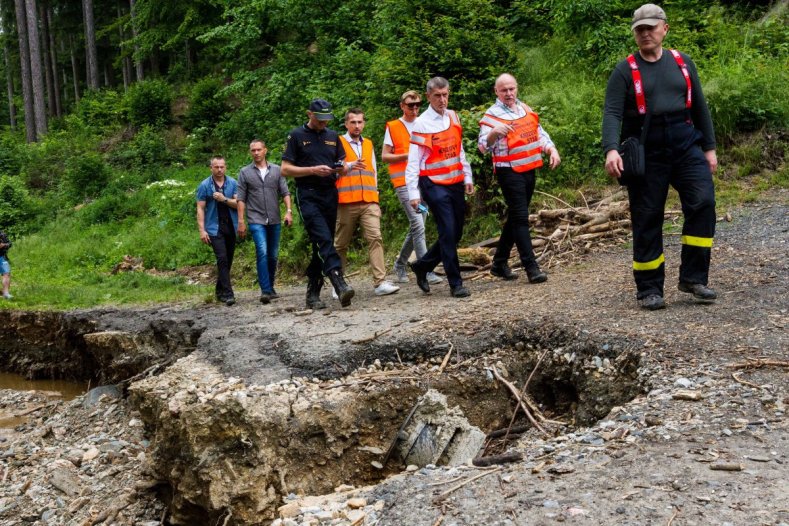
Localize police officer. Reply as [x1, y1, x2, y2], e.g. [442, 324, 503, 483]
[281, 99, 357, 309]
[603, 3, 718, 310]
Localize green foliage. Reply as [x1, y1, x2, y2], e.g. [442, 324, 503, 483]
[0, 134, 24, 177]
[62, 153, 112, 204]
[72, 90, 125, 131]
[0, 175, 41, 236]
[109, 125, 172, 173]
[124, 80, 174, 128]
[184, 77, 228, 131]
[21, 130, 99, 192]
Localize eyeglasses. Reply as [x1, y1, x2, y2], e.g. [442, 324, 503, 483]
[404, 102, 421, 109]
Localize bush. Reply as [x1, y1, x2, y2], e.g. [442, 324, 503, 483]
[72, 89, 125, 131]
[0, 175, 41, 236]
[185, 77, 228, 131]
[62, 153, 112, 204]
[109, 125, 172, 173]
[124, 80, 174, 128]
[0, 134, 24, 177]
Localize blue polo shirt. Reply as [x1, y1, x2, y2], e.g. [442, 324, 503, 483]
[196, 176, 238, 236]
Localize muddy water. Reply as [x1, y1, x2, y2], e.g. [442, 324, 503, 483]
[0, 372, 88, 428]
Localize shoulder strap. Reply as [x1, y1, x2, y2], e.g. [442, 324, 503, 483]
[669, 49, 692, 109]
[627, 54, 647, 115]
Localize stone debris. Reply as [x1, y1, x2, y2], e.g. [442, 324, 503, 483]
[0, 387, 165, 525]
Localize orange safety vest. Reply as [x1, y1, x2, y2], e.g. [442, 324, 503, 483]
[409, 110, 465, 185]
[384, 119, 410, 188]
[337, 136, 378, 204]
[479, 108, 543, 173]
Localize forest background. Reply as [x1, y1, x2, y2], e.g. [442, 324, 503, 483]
[0, 0, 786, 309]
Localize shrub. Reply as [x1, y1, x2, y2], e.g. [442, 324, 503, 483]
[109, 125, 172, 173]
[124, 80, 174, 128]
[0, 175, 41, 236]
[185, 77, 228, 131]
[62, 153, 112, 203]
[0, 134, 24, 177]
[72, 89, 125, 131]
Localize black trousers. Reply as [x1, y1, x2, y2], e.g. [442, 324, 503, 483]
[415, 178, 466, 288]
[492, 167, 539, 272]
[296, 185, 342, 281]
[209, 218, 236, 300]
[627, 119, 715, 299]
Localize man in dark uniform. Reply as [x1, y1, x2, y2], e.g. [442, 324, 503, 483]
[281, 99, 360, 309]
[603, 3, 718, 311]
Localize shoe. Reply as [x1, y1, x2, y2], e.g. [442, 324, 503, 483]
[526, 267, 547, 284]
[450, 285, 471, 298]
[427, 272, 443, 285]
[270, 289, 280, 300]
[2, 293, 11, 299]
[409, 261, 430, 293]
[393, 262, 409, 283]
[259, 293, 271, 305]
[224, 297, 236, 306]
[490, 265, 517, 281]
[328, 268, 354, 307]
[678, 282, 717, 303]
[331, 288, 339, 300]
[306, 277, 327, 310]
[374, 281, 400, 296]
[639, 294, 665, 310]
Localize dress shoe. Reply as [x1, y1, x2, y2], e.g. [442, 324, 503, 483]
[490, 265, 518, 280]
[678, 282, 717, 303]
[639, 294, 665, 310]
[450, 285, 471, 298]
[409, 261, 430, 293]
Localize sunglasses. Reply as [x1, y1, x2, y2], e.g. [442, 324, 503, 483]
[403, 102, 421, 109]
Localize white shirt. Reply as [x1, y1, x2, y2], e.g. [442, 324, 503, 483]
[477, 99, 555, 169]
[342, 133, 378, 174]
[383, 117, 417, 147]
[405, 105, 473, 201]
[255, 162, 269, 184]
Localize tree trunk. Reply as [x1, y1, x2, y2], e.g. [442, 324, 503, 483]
[4, 45, 16, 130]
[82, 0, 99, 90]
[47, 6, 61, 116]
[38, 0, 55, 117]
[25, 0, 47, 138]
[13, 0, 36, 142]
[69, 34, 80, 102]
[117, 0, 130, 90]
[129, 0, 143, 81]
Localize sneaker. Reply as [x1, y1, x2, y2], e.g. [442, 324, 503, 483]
[374, 281, 400, 296]
[427, 272, 443, 285]
[259, 293, 271, 305]
[490, 265, 517, 281]
[2, 293, 11, 299]
[393, 263, 409, 283]
[450, 285, 471, 298]
[678, 282, 717, 303]
[639, 294, 665, 310]
[409, 262, 430, 293]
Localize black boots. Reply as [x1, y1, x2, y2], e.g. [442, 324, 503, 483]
[328, 268, 354, 307]
[306, 276, 326, 310]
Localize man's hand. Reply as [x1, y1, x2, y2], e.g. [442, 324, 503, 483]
[547, 147, 561, 170]
[313, 165, 334, 177]
[347, 160, 365, 172]
[704, 150, 718, 174]
[212, 191, 225, 202]
[464, 183, 474, 195]
[604, 149, 623, 178]
[237, 221, 247, 239]
[284, 211, 293, 226]
[410, 198, 421, 211]
[488, 123, 514, 144]
[199, 230, 210, 245]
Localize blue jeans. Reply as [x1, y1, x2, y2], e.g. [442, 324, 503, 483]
[249, 223, 282, 293]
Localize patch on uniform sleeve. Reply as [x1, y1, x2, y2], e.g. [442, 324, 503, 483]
[324, 140, 337, 146]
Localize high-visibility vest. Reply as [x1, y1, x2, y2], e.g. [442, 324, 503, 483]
[627, 49, 692, 115]
[337, 136, 378, 204]
[384, 119, 410, 188]
[479, 109, 543, 173]
[410, 110, 465, 185]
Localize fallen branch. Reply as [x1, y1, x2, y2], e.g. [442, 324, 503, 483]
[352, 327, 392, 345]
[433, 467, 501, 502]
[472, 452, 523, 467]
[438, 339, 455, 374]
[487, 366, 548, 437]
[731, 372, 761, 389]
[726, 359, 789, 370]
[309, 327, 349, 338]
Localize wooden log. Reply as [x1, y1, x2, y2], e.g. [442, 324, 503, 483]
[472, 452, 523, 467]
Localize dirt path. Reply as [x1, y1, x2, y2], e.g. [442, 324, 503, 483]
[1, 193, 786, 525]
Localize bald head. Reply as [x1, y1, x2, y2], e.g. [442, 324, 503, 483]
[494, 73, 519, 108]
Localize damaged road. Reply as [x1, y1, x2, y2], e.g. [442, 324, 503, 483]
[0, 196, 787, 525]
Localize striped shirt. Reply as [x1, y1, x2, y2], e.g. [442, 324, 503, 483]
[477, 99, 555, 169]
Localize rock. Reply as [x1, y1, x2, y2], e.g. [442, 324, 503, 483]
[279, 501, 300, 519]
[48, 462, 82, 497]
[82, 385, 122, 408]
[674, 378, 694, 389]
[346, 497, 366, 509]
[346, 509, 366, 523]
[543, 499, 560, 508]
[82, 448, 100, 462]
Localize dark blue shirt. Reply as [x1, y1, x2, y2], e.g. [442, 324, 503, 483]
[282, 123, 346, 188]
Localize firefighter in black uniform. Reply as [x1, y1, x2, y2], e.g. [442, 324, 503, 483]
[282, 99, 360, 309]
[603, 3, 718, 311]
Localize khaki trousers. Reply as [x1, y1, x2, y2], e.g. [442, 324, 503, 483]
[334, 202, 386, 286]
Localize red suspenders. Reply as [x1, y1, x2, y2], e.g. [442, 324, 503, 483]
[627, 49, 692, 115]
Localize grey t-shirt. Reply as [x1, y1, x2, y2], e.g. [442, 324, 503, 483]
[237, 162, 290, 225]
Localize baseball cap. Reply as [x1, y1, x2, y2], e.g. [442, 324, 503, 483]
[632, 4, 667, 30]
[308, 98, 334, 121]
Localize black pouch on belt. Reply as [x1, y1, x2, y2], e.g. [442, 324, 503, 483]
[618, 111, 651, 186]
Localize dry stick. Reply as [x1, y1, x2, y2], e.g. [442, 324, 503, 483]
[488, 366, 548, 437]
[433, 467, 501, 502]
[309, 327, 349, 338]
[431, 515, 445, 526]
[534, 190, 576, 209]
[352, 327, 392, 345]
[472, 452, 523, 467]
[731, 372, 761, 389]
[727, 359, 789, 370]
[667, 508, 679, 526]
[438, 340, 455, 374]
[578, 189, 589, 209]
[499, 349, 550, 446]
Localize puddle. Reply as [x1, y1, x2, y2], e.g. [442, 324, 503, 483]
[0, 372, 89, 429]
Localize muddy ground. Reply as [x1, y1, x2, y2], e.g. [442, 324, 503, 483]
[0, 191, 787, 525]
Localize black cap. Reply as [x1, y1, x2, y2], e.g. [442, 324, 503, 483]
[308, 98, 334, 121]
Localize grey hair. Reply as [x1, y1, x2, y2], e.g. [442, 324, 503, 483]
[426, 76, 449, 93]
